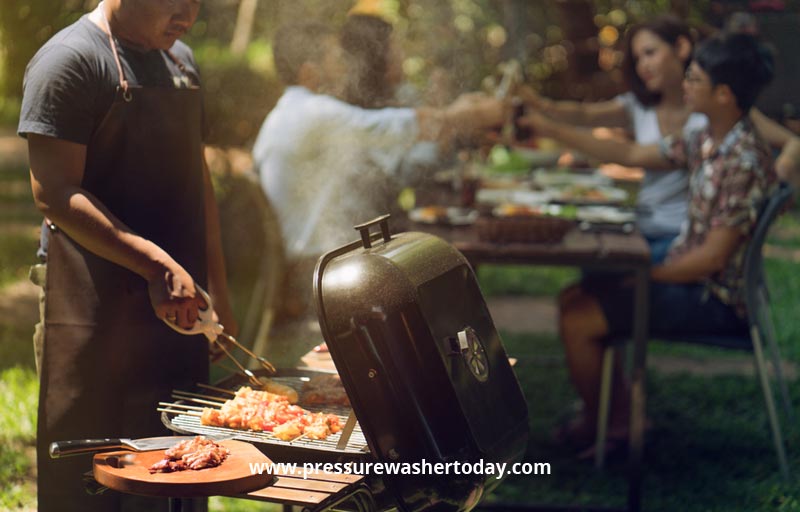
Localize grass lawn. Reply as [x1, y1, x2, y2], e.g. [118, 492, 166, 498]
[0, 163, 798, 511]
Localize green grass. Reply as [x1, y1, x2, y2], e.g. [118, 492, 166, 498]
[490, 333, 800, 511]
[478, 264, 579, 297]
[0, 164, 797, 510]
[0, 367, 37, 511]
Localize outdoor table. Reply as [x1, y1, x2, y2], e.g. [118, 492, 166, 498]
[408, 219, 650, 512]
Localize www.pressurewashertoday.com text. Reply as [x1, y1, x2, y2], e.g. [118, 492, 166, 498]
[249, 459, 551, 479]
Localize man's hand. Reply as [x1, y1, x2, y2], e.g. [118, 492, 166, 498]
[148, 260, 203, 330]
[447, 93, 507, 132]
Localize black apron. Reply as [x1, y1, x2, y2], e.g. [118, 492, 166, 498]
[36, 30, 209, 512]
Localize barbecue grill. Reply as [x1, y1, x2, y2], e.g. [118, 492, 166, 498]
[162, 214, 530, 511]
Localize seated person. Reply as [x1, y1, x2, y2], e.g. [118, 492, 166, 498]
[523, 33, 779, 452]
[252, 22, 504, 355]
[518, 15, 799, 263]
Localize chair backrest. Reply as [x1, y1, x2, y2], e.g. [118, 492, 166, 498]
[217, 171, 285, 351]
[742, 181, 794, 326]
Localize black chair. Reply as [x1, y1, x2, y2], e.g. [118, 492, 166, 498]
[595, 182, 795, 477]
[217, 170, 285, 362]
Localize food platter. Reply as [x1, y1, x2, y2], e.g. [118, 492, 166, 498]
[93, 440, 273, 497]
[408, 206, 479, 225]
[550, 185, 629, 205]
[475, 188, 552, 206]
[532, 168, 612, 188]
[575, 206, 637, 224]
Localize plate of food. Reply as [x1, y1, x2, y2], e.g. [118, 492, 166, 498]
[92, 436, 272, 497]
[551, 184, 628, 205]
[476, 188, 552, 206]
[576, 206, 637, 224]
[408, 206, 479, 226]
[493, 204, 545, 218]
[532, 168, 612, 188]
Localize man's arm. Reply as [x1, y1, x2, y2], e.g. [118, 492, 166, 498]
[201, 149, 238, 336]
[28, 133, 204, 328]
[650, 227, 742, 283]
[521, 112, 672, 169]
[517, 85, 631, 128]
[751, 108, 800, 183]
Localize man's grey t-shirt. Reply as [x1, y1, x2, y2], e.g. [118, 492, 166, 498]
[18, 14, 203, 144]
[19, 14, 205, 259]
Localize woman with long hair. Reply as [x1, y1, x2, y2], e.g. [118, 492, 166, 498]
[522, 15, 798, 263]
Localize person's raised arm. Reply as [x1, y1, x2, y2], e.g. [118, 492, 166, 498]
[28, 133, 204, 328]
[416, 93, 507, 148]
[521, 111, 672, 169]
[517, 85, 630, 129]
[650, 226, 741, 283]
[750, 108, 800, 183]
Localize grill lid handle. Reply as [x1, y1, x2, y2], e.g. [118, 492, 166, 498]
[354, 214, 392, 249]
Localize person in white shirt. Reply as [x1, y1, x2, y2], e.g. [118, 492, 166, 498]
[253, 22, 504, 343]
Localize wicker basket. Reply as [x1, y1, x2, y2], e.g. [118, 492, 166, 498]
[476, 215, 574, 244]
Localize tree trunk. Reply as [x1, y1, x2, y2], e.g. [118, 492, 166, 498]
[230, 0, 259, 56]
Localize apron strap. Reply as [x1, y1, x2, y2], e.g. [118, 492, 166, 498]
[99, 2, 131, 101]
[98, 2, 192, 98]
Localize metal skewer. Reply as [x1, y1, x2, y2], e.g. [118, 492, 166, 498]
[197, 383, 236, 396]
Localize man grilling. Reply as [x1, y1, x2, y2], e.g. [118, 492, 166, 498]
[19, 1, 235, 510]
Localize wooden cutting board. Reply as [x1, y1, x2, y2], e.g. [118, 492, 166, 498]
[93, 440, 273, 497]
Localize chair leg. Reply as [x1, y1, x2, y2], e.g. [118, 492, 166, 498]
[595, 346, 615, 469]
[758, 293, 794, 421]
[751, 325, 790, 479]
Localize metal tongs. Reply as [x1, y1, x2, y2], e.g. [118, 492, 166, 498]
[162, 286, 276, 386]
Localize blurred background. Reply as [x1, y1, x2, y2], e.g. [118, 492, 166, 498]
[2, 0, 800, 147]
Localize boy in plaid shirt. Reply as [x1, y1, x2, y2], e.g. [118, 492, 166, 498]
[526, 33, 778, 449]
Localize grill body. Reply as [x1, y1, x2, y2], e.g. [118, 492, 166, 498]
[314, 218, 529, 511]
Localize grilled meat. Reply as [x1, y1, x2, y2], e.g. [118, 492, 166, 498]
[149, 436, 230, 474]
[201, 386, 342, 441]
[300, 374, 350, 407]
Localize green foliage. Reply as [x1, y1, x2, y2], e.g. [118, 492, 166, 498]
[0, 169, 40, 289]
[0, 0, 89, 97]
[0, 233, 38, 288]
[0, 367, 37, 441]
[193, 42, 281, 146]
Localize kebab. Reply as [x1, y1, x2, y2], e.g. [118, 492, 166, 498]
[200, 386, 342, 441]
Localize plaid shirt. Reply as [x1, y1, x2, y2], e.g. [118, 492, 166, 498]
[660, 116, 778, 316]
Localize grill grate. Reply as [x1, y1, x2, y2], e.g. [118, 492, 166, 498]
[161, 375, 370, 455]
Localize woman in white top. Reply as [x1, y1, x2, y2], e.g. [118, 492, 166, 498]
[522, 15, 799, 263]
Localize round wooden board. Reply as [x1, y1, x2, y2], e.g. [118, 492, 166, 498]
[93, 440, 273, 498]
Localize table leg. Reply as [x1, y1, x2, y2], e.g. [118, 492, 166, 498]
[627, 266, 649, 512]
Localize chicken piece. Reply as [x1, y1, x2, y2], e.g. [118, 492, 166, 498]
[273, 421, 303, 441]
[257, 378, 299, 404]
